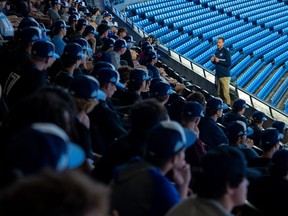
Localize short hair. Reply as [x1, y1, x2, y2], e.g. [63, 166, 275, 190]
[118, 65, 132, 84]
[217, 37, 225, 42]
[61, 55, 81, 68]
[0, 169, 110, 216]
[186, 91, 206, 107]
[117, 27, 127, 36]
[74, 97, 98, 113]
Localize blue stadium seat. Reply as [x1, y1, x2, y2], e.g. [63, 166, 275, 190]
[270, 77, 288, 106]
[194, 45, 217, 65]
[174, 38, 201, 55]
[246, 63, 275, 93]
[257, 66, 286, 100]
[183, 41, 210, 59]
[230, 55, 254, 80]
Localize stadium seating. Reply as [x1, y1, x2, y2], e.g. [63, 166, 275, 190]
[270, 77, 288, 106]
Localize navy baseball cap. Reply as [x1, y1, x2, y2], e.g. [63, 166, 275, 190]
[103, 38, 115, 48]
[72, 38, 92, 53]
[68, 14, 79, 22]
[62, 1, 70, 8]
[182, 101, 204, 119]
[39, 23, 50, 33]
[109, 34, 119, 40]
[202, 146, 260, 179]
[123, 35, 136, 44]
[92, 61, 115, 75]
[114, 39, 128, 48]
[150, 81, 175, 96]
[147, 51, 160, 62]
[51, 0, 63, 5]
[272, 121, 287, 134]
[62, 43, 86, 59]
[144, 45, 154, 55]
[19, 26, 42, 42]
[272, 148, 288, 170]
[103, 12, 114, 18]
[68, 6, 78, 14]
[129, 68, 150, 82]
[18, 17, 39, 31]
[53, 20, 70, 30]
[92, 51, 112, 64]
[232, 99, 249, 109]
[261, 127, 280, 146]
[69, 75, 106, 100]
[83, 25, 98, 35]
[226, 120, 254, 138]
[101, 19, 108, 25]
[141, 41, 151, 50]
[206, 97, 229, 112]
[77, 18, 88, 26]
[147, 120, 197, 159]
[252, 111, 267, 122]
[7, 123, 86, 175]
[96, 68, 125, 89]
[32, 40, 60, 59]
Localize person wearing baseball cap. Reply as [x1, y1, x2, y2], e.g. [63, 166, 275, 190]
[272, 120, 287, 145]
[181, 101, 207, 169]
[121, 34, 135, 68]
[53, 43, 86, 88]
[222, 98, 250, 126]
[88, 67, 128, 154]
[4, 40, 59, 109]
[198, 97, 229, 150]
[111, 120, 196, 216]
[150, 80, 176, 106]
[48, 0, 62, 24]
[145, 51, 161, 79]
[248, 110, 267, 147]
[108, 39, 128, 69]
[65, 14, 78, 41]
[82, 25, 98, 54]
[60, 1, 71, 23]
[51, 20, 70, 55]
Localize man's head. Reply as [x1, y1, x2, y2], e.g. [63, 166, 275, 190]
[217, 37, 225, 49]
[61, 43, 86, 69]
[53, 20, 69, 36]
[261, 127, 281, 152]
[251, 110, 267, 124]
[182, 101, 204, 125]
[195, 146, 258, 206]
[226, 120, 253, 144]
[232, 99, 249, 114]
[114, 39, 128, 54]
[149, 81, 175, 104]
[205, 97, 228, 118]
[146, 120, 196, 169]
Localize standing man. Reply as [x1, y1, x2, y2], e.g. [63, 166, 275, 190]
[211, 37, 231, 106]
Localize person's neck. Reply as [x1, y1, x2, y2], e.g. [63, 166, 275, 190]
[261, 150, 274, 159]
[64, 65, 76, 73]
[31, 59, 46, 71]
[217, 196, 234, 214]
[211, 115, 218, 122]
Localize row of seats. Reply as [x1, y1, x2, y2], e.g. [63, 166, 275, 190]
[247, 6, 286, 23]
[246, 63, 274, 93]
[134, 0, 186, 15]
[273, 22, 288, 33]
[182, 14, 228, 34]
[242, 32, 279, 55]
[223, 25, 260, 48]
[204, 0, 230, 9]
[134, 19, 150, 28]
[183, 41, 210, 59]
[149, 26, 170, 38]
[230, 55, 254, 80]
[274, 50, 288, 67]
[194, 45, 217, 65]
[154, 5, 202, 22]
[173, 10, 217, 30]
[236, 59, 264, 87]
[230, 0, 276, 17]
[221, 0, 257, 14]
[201, 20, 244, 41]
[270, 77, 288, 106]
[284, 99, 288, 114]
[253, 36, 288, 59]
[263, 42, 288, 63]
[164, 33, 190, 49]
[126, 0, 169, 11]
[143, 23, 160, 33]
[231, 51, 242, 67]
[157, 30, 181, 44]
[257, 66, 286, 100]
[173, 37, 201, 55]
[163, 11, 199, 27]
[232, 29, 270, 51]
[257, 11, 288, 26]
[264, 16, 288, 30]
[145, 2, 195, 19]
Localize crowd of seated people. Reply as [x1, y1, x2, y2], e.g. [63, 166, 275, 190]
[0, 1, 288, 216]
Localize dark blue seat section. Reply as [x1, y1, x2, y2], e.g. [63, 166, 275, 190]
[236, 59, 265, 87]
[157, 30, 181, 44]
[242, 33, 279, 55]
[174, 38, 201, 55]
[165, 34, 190, 50]
[230, 55, 254, 81]
[270, 77, 288, 106]
[246, 63, 275, 93]
[257, 66, 286, 100]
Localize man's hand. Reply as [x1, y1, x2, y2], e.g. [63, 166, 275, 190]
[214, 57, 220, 63]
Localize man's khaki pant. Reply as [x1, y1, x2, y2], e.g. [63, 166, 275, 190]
[217, 77, 231, 106]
